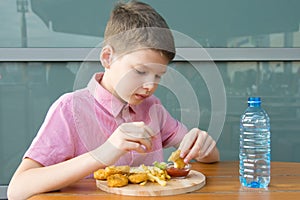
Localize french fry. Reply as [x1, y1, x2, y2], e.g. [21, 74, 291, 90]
[139, 181, 147, 186]
[147, 173, 167, 186]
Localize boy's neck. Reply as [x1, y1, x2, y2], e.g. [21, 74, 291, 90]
[100, 73, 126, 104]
[99, 73, 111, 93]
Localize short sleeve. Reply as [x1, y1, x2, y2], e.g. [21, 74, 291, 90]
[24, 93, 77, 166]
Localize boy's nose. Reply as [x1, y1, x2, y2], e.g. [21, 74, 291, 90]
[143, 82, 155, 91]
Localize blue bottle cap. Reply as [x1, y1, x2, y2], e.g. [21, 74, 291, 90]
[248, 97, 261, 104]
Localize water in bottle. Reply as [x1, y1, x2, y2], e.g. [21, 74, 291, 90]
[239, 97, 271, 188]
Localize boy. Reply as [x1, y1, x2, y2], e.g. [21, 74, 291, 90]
[8, 1, 219, 199]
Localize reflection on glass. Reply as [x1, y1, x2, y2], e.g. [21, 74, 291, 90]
[1, 0, 300, 47]
[16, 0, 29, 47]
[0, 0, 102, 47]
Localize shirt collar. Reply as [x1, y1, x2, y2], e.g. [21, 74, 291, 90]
[87, 72, 136, 117]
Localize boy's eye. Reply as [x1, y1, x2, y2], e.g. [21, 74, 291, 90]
[135, 69, 146, 75]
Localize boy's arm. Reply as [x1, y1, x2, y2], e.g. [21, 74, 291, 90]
[7, 121, 153, 200]
[7, 153, 103, 200]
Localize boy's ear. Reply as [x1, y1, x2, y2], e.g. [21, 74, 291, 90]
[100, 45, 114, 69]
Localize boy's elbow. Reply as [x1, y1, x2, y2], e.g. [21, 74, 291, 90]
[7, 185, 17, 200]
[7, 185, 19, 200]
[7, 183, 30, 200]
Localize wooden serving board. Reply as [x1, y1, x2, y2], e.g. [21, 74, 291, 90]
[96, 170, 206, 196]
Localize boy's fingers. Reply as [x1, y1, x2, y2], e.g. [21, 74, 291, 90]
[126, 137, 152, 152]
[124, 141, 147, 153]
[144, 125, 155, 137]
[132, 121, 145, 127]
[120, 122, 155, 139]
[132, 121, 155, 138]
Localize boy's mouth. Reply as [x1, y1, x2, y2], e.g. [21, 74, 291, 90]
[134, 93, 149, 100]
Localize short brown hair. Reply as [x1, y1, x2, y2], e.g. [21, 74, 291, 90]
[103, 1, 175, 61]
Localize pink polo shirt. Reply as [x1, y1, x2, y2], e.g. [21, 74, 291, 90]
[24, 73, 187, 167]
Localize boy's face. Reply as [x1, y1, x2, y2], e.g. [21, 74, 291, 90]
[103, 49, 169, 105]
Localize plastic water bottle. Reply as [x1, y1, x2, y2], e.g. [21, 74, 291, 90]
[239, 97, 271, 188]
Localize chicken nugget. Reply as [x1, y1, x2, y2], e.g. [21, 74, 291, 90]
[105, 165, 130, 177]
[94, 168, 107, 180]
[107, 174, 129, 187]
[168, 149, 186, 169]
[128, 173, 148, 184]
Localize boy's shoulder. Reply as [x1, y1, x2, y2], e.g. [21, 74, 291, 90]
[51, 88, 91, 108]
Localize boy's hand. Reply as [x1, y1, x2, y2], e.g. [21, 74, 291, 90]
[109, 121, 155, 153]
[178, 128, 217, 163]
[91, 121, 155, 166]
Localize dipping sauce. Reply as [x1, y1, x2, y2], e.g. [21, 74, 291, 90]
[166, 163, 191, 178]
